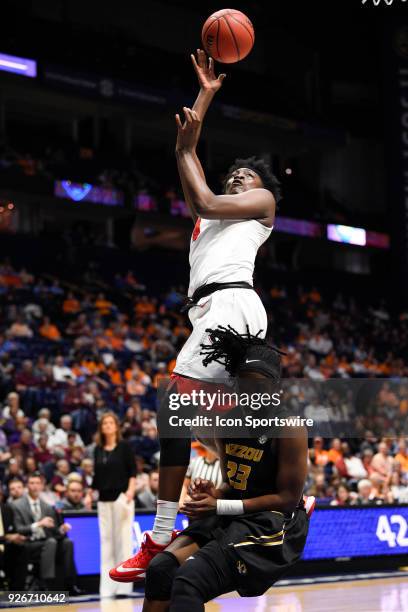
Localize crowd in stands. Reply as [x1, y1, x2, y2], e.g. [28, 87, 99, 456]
[0, 257, 407, 514]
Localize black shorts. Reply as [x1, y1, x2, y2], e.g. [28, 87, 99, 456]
[179, 507, 309, 597]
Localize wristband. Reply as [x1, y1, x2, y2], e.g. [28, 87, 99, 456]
[216, 499, 244, 515]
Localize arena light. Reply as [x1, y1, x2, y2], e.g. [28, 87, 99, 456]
[134, 193, 157, 212]
[327, 224, 367, 246]
[61, 181, 93, 202]
[0, 52, 37, 78]
[54, 180, 124, 206]
[170, 199, 190, 218]
[275, 217, 322, 238]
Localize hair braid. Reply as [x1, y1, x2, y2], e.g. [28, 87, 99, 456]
[200, 324, 283, 377]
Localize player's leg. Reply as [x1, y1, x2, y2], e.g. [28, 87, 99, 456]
[150, 299, 234, 550]
[169, 539, 237, 612]
[109, 376, 193, 583]
[150, 374, 196, 543]
[142, 535, 199, 612]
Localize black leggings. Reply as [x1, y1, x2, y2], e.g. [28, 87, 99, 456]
[145, 541, 236, 611]
[157, 376, 194, 467]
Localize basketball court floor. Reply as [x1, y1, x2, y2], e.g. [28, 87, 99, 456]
[14, 575, 408, 612]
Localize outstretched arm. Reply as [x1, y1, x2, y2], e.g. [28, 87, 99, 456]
[175, 108, 275, 222]
[176, 50, 226, 223]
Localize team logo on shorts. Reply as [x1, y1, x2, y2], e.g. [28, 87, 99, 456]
[258, 434, 268, 445]
[237, 560, 247, 575]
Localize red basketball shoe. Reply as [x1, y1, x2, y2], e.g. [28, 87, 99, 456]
[109, 531, 179, 582]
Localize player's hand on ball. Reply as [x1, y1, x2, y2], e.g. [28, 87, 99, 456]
[191, 49, 226, 93]
[175, 107, 201, 152]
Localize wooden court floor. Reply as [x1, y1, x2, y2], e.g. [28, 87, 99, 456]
[20, 576, 408, 612]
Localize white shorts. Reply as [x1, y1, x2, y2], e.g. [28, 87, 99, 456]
[174, 288, 268, 380]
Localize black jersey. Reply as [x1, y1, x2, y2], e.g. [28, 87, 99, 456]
[222, 437, 279, 500]
[182, 433, 309, 597]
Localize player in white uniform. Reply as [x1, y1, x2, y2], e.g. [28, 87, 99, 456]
[174, 216, 272, 380]
[109, 50, 281, 583]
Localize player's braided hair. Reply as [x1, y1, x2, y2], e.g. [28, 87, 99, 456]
[200, 324, 283, 378]
[223, 156, 282, 204]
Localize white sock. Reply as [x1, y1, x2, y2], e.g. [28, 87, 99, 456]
[151, 500, 179, 545]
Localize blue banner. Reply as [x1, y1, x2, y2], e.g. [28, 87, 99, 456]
[66, 505, 408, 575]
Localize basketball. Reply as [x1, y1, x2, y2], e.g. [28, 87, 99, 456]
[201, 9, 255, 64]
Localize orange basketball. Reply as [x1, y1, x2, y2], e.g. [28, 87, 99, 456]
[201, 9, 255, 64]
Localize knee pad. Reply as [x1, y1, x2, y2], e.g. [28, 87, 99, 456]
[170, 541, 236, 610]
[170, 574, 204, 612]
[144, 551, 180, 601]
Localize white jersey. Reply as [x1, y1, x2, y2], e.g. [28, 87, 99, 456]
[188, 217, 273, 295]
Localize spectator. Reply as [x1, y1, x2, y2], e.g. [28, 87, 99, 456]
[355, 479, 382, 505]
[368, 475, 388, 502]
[4, 458, 25, 487]
[25, 456, 39, 478]
[339, 442, 368, 481]
[330, 483, 354, 506]
[121, 405, 142, 439]
[327, 438, 343, 464]
[7, 317, 33, 339]
[0, 428, 11, 467]
[39, 317, 61, 342]
[52, 356, 76, 384]
[47, 415, 84, 450]
[362, 449, 374, 478]
[0, 496, 28, 589]
[10, 428, 35, 461]
[371, 442, 394, 484]
[136, 469, 159, 509]
[79, 458, 94, 489]
[60, 480, 86, 511]
[303, 354, 325, 380]
[395, 439, 408, 477]
[311, 437, 328, 466]
[360, 431, 378, 454]
[50, 459, 71, 497]
[13, 472, 79, 593]
[2, 392, 24, 419]
[34, 435, 54, 466]
[304, 399, 329, 423]
[390, 472, 408, 503]
[14, 361, 40, 408]
[7, 478, 25, 504]
[32, 408, 56, 439]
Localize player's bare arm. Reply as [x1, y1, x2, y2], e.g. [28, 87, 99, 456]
[175, 109, 276, 225]
[243, 428, 308, 514]
[176, 50, 226, 222]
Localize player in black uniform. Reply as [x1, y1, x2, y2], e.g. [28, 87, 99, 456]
[142, 326, 313, 611]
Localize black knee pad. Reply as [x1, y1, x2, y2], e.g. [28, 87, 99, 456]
[144, 551, 180, 601]
[170, 573, 204, 612]
[169, 541, 237, 611]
